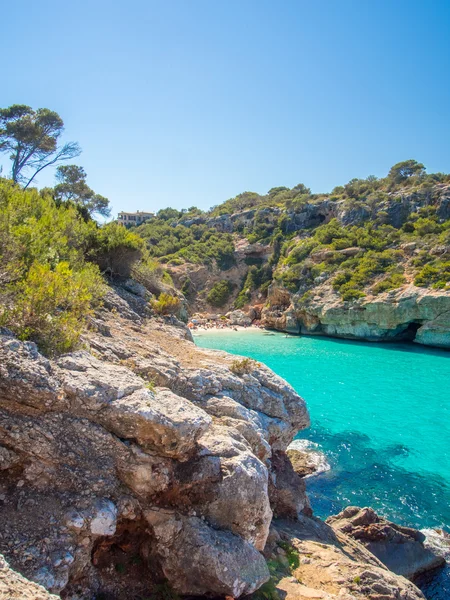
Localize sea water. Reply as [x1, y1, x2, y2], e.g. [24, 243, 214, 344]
[194, 329, 450, 598]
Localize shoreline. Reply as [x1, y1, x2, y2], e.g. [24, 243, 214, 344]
[192, 325, 275, 335]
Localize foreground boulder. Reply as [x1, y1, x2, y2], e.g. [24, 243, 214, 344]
[226, 309, 252, 326]
[327, 506, 445, 580]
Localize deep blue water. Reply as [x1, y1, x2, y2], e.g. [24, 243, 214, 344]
[194, 330, 450, 598]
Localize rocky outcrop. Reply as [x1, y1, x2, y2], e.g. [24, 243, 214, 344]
[205, 185, 450, 237]
[263, 283, 450, 348]
[287, 439, 331, 478]
[257, 516, 427, 600]
[226, 309, 252, 326]
[327, 506, 446, 580]
[0, 288, 310, 599]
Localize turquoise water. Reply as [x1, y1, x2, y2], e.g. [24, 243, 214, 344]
[194, 330, 450, 597]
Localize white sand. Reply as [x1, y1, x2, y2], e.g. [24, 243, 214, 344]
[192, 325, 265, 335]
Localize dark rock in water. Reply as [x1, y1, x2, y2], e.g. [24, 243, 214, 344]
[327, 506, 446, 580]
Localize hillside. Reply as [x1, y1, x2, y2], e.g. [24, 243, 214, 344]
[134, 161, 450, 346]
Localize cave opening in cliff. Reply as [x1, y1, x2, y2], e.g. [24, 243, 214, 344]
[402, 321, 421, 341]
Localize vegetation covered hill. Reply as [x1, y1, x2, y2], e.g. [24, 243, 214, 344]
[133, 160, 450, 312]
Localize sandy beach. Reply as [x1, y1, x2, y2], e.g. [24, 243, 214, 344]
[192, 325, 260, 334]
[191, 325, 278, 336]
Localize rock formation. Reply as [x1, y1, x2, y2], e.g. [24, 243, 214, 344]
[0, 554, 59, 600]
[262, 282, 450, 348]
[327, 507, 445, 580]
[262, 516, 427, 600]
[0, 283, 443, 599]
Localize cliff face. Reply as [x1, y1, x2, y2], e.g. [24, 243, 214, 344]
[0, 284, 435, 599]
[205, 184, 450, 235]
[262, 283, 450, 348]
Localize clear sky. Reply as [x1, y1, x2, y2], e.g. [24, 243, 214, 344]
[2, 0, 450, 217]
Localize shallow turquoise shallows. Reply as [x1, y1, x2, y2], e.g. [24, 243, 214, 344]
[194, 330, 450, 523]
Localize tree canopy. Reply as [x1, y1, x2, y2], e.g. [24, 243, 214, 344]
[54, 165, 110, 218]
[388, 160, 426, 183]
[0, 104, 80, 188]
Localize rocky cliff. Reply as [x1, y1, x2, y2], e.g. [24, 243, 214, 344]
[262, 282, 450, 348]
[0, 283, 440, 599]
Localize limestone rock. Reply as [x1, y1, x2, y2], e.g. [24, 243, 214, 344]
[0, 283, 438, 600]
[263, 283, 450, 348]
[0, 304, 305, 599]
[147, 512, 270, 597]
[268, 451, 311, 519]
[259, 517, 426, 600]
[327, 506, 445, 580]
[287, 448, 321, 477]
[287, 439, 331, 478]
[226, 309, 252, 326]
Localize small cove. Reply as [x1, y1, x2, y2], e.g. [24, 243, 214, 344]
[194, 329, 450, 598]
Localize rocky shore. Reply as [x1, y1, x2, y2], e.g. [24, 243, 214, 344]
[262, 282, 450, 349]
[0, 282, 444, 599]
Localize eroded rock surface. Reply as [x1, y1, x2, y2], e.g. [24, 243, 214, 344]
[327, 506, 445, 580]
[255, 517, 427, 600]
[0, 554, 59, 600]
[262, 282, 450, 348]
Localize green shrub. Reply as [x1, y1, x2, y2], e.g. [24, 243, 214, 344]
[1, 261, 104, 356]
[340, 286, 366, 302]
[137, 218, 235, 269]
[206, 280, 233, 307]
[414, 261, 450, 289]
[413, 217, 441, 236]
[230, 357, 260, 376]
[372, 273, 406, 294]
[93, 222, 144, 277]
[151, 293, 182, 315]
[131, 259, 172, 296]
[0, 179, 112, 355]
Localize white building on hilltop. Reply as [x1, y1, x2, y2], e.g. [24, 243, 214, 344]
[118, 210, 155, 225]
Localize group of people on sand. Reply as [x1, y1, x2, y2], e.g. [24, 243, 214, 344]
[187, 317, 265, 331]
[188, 320, 239, 331]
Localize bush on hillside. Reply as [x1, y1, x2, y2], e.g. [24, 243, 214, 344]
[131, 259, 172, 296]
[414, 261, 450, 289]
[371, 273, 406, 294]
[93, 223, 145, 277]
[0, 178, 150, 355]
[0, 261, 104, 356]
[206, 280, 233, 307]
[229, 358, 260, 376]
[151, 293, 181, 315]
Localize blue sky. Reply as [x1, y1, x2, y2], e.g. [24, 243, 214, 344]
[2, 0, 450, 217]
